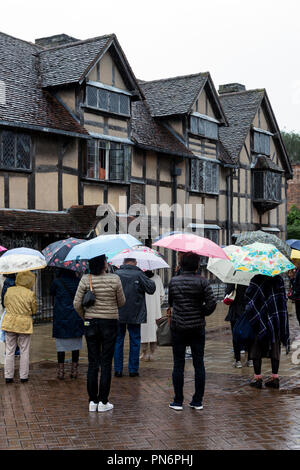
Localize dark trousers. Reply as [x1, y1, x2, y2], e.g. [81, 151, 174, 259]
[114, 323, 141, 373]
[57, 350, 79, 363]
[230, 320, 241, 361]
[84, 318, 118, 404]
[253, 358, 280, 375]
[296, 300, 300, 326]
[171, 327, 205, 405]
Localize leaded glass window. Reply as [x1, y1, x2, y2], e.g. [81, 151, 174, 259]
[190, 159, 219, 195]
[86, 85, 130, 116]
[86, 139, 131, 182]
[0, 131, 31, 170]
[253, 170, 281, 202]
[190, 116, 218, 140]
[253, 131, 270, 156]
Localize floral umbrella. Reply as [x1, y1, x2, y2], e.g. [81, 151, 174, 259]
[227, 242, 295, 277]
[207, 245, 254, 286]
[42, 238, 88, 272]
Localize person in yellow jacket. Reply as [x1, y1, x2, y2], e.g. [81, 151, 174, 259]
[2, 271, 37, 383]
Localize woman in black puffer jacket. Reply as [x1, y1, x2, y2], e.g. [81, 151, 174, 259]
[168, 252, 216, 411]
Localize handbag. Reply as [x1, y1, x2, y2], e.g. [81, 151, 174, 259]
[156, 308, 172, 346]
[223, 289, 236, 305]
[82, 274, 96, 308]
[232, 312, 255, 349]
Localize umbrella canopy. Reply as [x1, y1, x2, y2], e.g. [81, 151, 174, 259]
[2, 247, 45, 260]
[207, 245, 254, 286]
[153, 233, 228, 260]
[153, 231, 184, 243]
[286, 239, 300, 251]
[64, 234, 142, 262]
[227, 242, 295, 277]
[0, 254, 47, 274]
[235, 230, 291, 259]
[291, 249, 300, 261]
[42, 237, 88, 272]
[0, 246, 7, 253]
[108, 246, 170, 271]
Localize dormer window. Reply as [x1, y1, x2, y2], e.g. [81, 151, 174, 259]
[86, 83, 130, 117]
[190, 113, 218, 140]
[252, 128, 272, 156]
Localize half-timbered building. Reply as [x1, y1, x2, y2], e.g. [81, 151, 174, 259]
[0, 32, 293, 299]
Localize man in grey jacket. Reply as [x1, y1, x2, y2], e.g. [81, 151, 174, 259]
[114, 258, 156, 377]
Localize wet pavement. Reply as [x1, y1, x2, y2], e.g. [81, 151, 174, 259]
[0, 303, 299, 450]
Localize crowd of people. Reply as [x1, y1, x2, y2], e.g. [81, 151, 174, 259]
[0, 249, 297, 412]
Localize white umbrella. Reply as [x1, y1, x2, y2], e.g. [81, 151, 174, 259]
[0, 254, 47, 274]
[207, 245, 254, 286]
[108, 246, 170, 271]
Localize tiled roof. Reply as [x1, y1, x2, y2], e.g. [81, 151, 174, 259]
[38, 35, 112, 87]
[131, 101, 193, 157]
[139, 73, 208, 117]
[0, 206, 99, 235]
[219, 89, 265, 162]
[0, 32, 88, 136]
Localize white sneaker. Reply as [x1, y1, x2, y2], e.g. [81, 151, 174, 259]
[246, 360, 253, 367]
[233, 361, 242, 368]
[89, 401, 98, 412]
[240, 350, 246, 354]
[98, 401, 114, 412]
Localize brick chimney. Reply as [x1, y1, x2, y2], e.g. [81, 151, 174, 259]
[218, 83, 246, 95]
[35, 34, 79, 48]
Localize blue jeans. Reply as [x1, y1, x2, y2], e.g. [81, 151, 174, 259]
[114, 323, 141, 373]
[171, 327, 205, 405]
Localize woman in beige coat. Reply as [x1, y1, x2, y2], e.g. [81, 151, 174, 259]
[2, 271, 37, 383]
[73, 255, 125, 413]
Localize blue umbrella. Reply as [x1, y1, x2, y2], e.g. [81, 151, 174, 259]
[64, 234, 142, 261]
[2, 247, 45, 260]
[286, 239, 300, 250]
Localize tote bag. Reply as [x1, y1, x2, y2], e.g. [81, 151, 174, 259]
[156, 316, 172, 347]
[232, 312, 255, 349]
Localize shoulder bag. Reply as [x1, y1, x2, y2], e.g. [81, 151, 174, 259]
[82, 274, 96, 308]
[156, 307, 172, 346]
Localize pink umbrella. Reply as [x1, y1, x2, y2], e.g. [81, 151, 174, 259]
[0, 246, 7, 253]
[153, 233, 228, 259]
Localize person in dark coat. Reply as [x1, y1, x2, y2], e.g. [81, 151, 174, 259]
[50, 269, 84, 379]
[245, 274, 290, 389]
[224, 283, 252, 368]
[1, 274, 16, 308]
[114, 258, 156, 377]
[168, 252, 217, 411]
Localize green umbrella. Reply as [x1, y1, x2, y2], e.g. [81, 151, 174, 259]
[235, 230, 291, 259]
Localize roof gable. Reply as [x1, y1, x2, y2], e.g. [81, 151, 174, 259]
[0, 32, 87, 137]
[38, 34, 143, 98]
[139, 73, 209, 117]
[219, 89, 292, 176]
[219, 89, 264, 162]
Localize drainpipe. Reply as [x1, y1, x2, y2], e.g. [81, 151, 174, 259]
[226, 169, 233, 245]
[171, 160, 181, 275]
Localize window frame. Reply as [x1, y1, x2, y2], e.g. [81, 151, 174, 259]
[189, 114, 219, 141]
[85, 85, 131, 117]
[252, 129, 271, 156]
[252, 169, 282, 203]
[0, 130, 31, 171]
[190, 158, 219, 195]
[85, 139, 131, 183]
